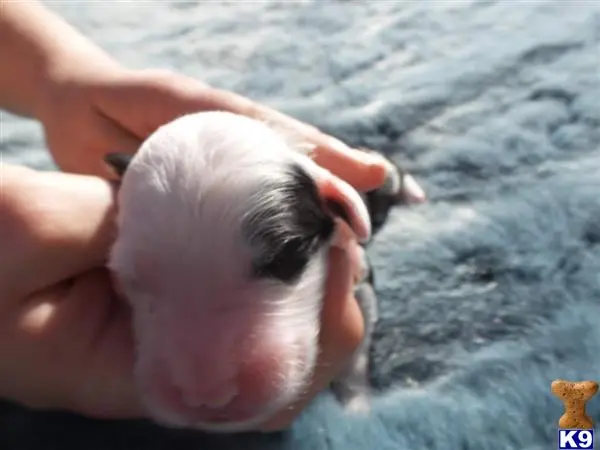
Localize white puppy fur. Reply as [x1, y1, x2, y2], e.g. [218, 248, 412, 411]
[107, 111, 379, 432]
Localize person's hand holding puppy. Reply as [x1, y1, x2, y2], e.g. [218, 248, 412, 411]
[0, 165, 366, 430]
[0, 0, 424, 431]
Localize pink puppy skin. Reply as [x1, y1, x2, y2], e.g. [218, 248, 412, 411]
[106, 111, 371, 432]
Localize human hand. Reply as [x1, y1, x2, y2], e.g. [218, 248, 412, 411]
[0, 165, 364, 430]
[29, 47, 424, 430]
[2, 1, 424, 431]
[36, 60, 394, 192]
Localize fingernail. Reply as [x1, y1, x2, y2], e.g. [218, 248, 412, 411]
[402, 174, 427, 203]
[327, 138, 387, 168]
[327, 137, 351, 152]
[353, 148, 391, 170]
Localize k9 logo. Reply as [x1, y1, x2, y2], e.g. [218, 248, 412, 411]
[558, 429, 594, 449]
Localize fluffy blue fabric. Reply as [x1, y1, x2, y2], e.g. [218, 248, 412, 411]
[1, 1, 599, 449]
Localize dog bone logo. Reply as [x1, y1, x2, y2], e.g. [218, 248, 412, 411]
[551, 379, 599, 429]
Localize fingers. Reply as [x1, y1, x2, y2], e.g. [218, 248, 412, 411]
[192, 86, 388, 192]
[312, 246, 365, 371]
[60, 269, 143, 419]
[260, 247, 364, 431]
[0, 267, 144, 419]
[92, 70, 387, 191]
[87, 109, 143, 180]
[88, 68, 211, 141]
[200, 87, 388, 192]
[44, 109, 141, 180]
[0, 166, 117, 300]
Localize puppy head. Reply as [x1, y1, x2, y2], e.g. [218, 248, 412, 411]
[106, 111, 370, 432]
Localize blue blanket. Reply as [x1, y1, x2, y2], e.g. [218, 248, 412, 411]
[1, 1, 599, 449]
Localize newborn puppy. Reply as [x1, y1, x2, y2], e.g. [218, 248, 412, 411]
[105, 111, 414, 432]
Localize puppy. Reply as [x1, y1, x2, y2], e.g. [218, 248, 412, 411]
[105, 111, 419, 432]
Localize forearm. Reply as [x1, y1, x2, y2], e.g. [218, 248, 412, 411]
[0, 0, 117, 117]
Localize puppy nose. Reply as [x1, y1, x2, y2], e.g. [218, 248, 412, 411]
[147, 359, 273, 426]
[168, 365, 267, 424]
[179, 380, 239, 410]
[164, 341, 303, 426]
[174, 384, 261, 424]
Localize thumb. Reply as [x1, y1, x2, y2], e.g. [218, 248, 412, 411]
[1, 165, 117, 299]
[260, 247, 364, 431]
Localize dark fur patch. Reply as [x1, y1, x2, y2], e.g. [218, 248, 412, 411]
[244, 163, 335, 284]
[364, 162, 405, 237]
[364, 189, 399, 237]
[105, 153, 134, 177]
[325, 199, 352, 225]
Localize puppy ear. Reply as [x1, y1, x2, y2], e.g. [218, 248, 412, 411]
[311, 165, 372, 245]
[105, 153, 134, 178]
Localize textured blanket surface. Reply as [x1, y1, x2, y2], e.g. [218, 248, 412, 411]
[1, 1, 599, 449]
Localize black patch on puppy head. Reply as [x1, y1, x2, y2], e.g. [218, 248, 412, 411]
[364, 190, 398, 237]
[244, 163, 335, 284]
[364, 160, 405, 236]
[105, 153, 134, 178]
